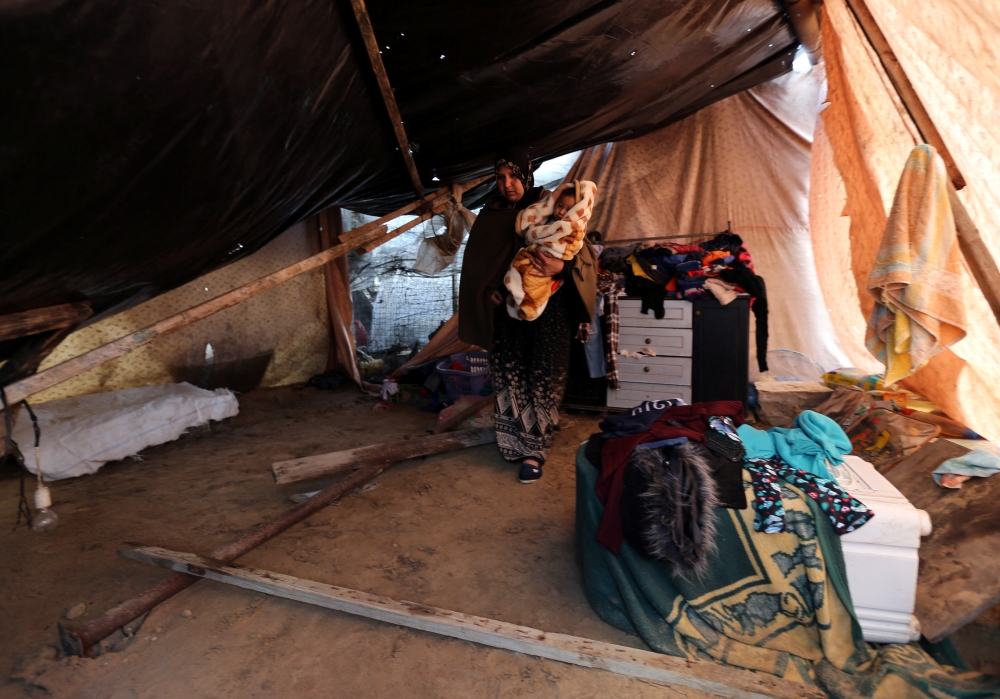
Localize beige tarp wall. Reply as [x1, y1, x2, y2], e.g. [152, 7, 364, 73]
[815, 0, 1000, 442]
[32, 223, 331, 403]
[565, 67, 850, 375]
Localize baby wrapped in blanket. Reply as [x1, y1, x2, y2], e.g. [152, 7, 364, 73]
[504, 180, 597, 320]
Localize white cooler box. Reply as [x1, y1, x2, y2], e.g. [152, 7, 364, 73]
[832, 455, 932, 644]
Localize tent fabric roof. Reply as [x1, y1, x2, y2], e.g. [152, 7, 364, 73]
[0, 0, 797, 339]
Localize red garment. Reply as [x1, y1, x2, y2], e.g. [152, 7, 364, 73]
[595, 401, 744, 553]
[669, 244, 705, 254]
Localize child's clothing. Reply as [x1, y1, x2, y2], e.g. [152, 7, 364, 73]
[504, 180, 597, 320]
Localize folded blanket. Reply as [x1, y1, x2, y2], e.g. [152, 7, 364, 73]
[505, 180, 597, 320]
[866, 145, 967, 386]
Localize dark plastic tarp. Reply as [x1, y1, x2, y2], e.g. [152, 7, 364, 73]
[0, 0, 796, 344]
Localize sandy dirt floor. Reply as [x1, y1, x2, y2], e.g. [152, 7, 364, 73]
[2, 385, 997, 698]
[0, 386, 717, 699]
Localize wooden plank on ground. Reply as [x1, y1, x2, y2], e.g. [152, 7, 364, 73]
[271, 427, 496, 485]
[884, 439, 1000, 642]
[118, 544, 824, 699]
[431, 394, 494, 435]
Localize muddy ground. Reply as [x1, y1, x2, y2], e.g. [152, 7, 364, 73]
[1, 385, 996, 698]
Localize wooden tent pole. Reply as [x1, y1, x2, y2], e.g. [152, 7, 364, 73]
[948, 184, 1000, 325]
[781, 0, 822, 65]
[843, 0, 964, 190]
[0, 302, 92, 343]
[844, 0, 1000, 327]
[348, 0, 423, 198]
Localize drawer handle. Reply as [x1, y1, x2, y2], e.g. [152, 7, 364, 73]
[644, 338, 651, 344]
[643, 366, 651, 373]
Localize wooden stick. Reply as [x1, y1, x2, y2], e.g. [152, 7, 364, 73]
[337, 175, 490, 245]
[271, 427, 495, 485]
[339, 194, 444, 244]
[844, 0, 965, 189]
[1, 224, 399, 406]
[347, 0, 423, 198]
[431, 394, 494, 435]
[0, 302, 92, 343]
[118, 545, 823, 699]
[358, 205, 444, 254]
[949, 183, 1000, 328]
[60, 457, 392, 656]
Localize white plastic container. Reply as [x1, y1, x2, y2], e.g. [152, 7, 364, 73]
[832, 455, 932, 644]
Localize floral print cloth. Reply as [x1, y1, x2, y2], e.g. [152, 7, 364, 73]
[745, 457, 874, 535]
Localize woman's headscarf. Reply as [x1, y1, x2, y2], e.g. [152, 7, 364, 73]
[494, 145, 534, 191]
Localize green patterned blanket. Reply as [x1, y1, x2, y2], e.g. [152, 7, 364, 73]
[575, 445, 1000, 698]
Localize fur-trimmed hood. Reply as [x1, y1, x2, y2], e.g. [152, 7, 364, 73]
[620, 442, 720, 575]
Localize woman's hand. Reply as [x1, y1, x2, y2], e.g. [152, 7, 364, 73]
[490, 290, 505, 307]
[527, 250, 565, 277]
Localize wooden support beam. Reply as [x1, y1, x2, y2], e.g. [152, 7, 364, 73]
[60, 455, 392, 655]
[781, 0, 822, 65]
[348, 0, 423, 198]
[431, 394, 494, 435]
[844, 0, 965, 190]
[357, 206, 442, 254]
[341, 174, 490, 247]
[339, 194, 444, 244]
[0, 302, 92, 343]
[271, 427, 495, 485]
[118, 544, 823, 699]
[948, 183, 1000, 329]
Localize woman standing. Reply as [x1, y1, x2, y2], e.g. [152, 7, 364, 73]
[459, 147, 597, 483]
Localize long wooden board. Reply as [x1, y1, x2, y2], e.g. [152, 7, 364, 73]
[0, 302, 92, 342]
[271, 427, 495, 485]
[883, 439, 1000, 642]
[347, 0, 423, 196]
[118, 545, 824, 699]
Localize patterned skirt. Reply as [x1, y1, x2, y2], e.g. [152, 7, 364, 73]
[491, 287, 573, 463]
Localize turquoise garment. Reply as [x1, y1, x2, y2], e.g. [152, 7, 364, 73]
[932, 449, 1000, 486]
[738, 411, 851, 482]
[769, 411, 851, 482]
[737, 424, 775, 460]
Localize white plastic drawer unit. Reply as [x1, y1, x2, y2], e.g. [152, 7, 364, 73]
[608, 299, 695, 409]
[607, 382, 692, 407]
[618, 327, 694, 357]
[616, 355, 692, 385]
[618, 299, 693, 328]
[833, 455, 932, 644]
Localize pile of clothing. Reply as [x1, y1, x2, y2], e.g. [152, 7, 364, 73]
[589, 401, 873, 573]
[595, 231, 769, 378]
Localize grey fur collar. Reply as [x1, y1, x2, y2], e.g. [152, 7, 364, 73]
[631, 442, 720, 575]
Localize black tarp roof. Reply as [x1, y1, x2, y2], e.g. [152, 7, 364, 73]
[0, 0, 797, 341]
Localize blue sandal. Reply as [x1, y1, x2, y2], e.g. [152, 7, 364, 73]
[518, 460, 543, 484]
